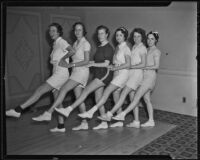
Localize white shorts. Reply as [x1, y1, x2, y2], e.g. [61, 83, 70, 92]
[140, 70, 157, 90]
[111, 69, 129, 88]
[46, 65, 69, 90]
[126, 69, 143, 90]
[69, 67, 89, 88]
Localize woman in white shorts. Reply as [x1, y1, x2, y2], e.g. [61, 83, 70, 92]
[6, 23, 75, 118]
[98, 28, 147, 128]
[32, 22, 91, 133]
[33, 22, 91, 126]
[112, 31, 161, 128]
[77, 27, 131, 120]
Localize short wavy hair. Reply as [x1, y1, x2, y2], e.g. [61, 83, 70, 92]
[115, 27, 129, 41]
[96, 25, 110, 38]
[147, 31, 159, 45]
[72, 22, 87, 36]
[48, 22, 63, 36]
[132, 28, 147, 46]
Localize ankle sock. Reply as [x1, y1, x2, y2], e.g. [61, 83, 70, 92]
[15, 106, 23, 113]
[57, 123, 65, 129]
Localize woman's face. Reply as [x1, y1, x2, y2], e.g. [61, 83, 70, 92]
[116, 31, 125, 44]
[49, 26, 59, 40]
[98, 29, 108, 43]
[147, 34, 156, 47]
[133, 32, 142, 45]
[75, 24, 84, 39]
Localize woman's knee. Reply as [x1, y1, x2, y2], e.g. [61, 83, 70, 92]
[143, 95, 151, 104]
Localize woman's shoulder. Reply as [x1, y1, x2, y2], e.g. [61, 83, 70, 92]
[153, 48, 161, 56]
[105, 43, 114, 50]
[83, 37, 91, 44]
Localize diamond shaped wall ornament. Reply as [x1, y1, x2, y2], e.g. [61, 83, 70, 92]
[15, 39, 34, 70]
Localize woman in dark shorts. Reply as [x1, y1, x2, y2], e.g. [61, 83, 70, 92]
[55, 25, 114, 130]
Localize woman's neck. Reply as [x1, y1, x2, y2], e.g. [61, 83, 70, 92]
[54, 36, 60, 41]
[148, 45, 156, 52]
[135, 42, 142, 46]
[77, 36, 83, 41]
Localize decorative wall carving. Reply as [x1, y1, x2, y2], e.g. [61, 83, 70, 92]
[6, 11, 43, 99]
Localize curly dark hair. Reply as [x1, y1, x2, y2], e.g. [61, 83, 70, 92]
[72, 22, 87, 36]
[96, 25, 110, 38]
[48, 22, 63, 36]
[147, 31, 159, 45]
[131, 28, 147, 46]
[115, 27, 129, 41]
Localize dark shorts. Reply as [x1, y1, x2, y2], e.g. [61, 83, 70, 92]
[93, 68, 113, 86]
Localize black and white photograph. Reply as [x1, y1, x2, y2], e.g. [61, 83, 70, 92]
[2, 1, 197, 159]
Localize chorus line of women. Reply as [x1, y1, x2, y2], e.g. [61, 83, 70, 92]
[6, 21, 161, 132]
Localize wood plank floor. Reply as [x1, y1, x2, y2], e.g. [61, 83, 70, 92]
[6, 108, 176, 155]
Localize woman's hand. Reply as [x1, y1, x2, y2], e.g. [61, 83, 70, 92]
[58, 59, 69, 68]
[86, 61, 95, 67]
[107, 65, 116, 71]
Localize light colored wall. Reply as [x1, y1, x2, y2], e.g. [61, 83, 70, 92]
[82, 2, 197, 116]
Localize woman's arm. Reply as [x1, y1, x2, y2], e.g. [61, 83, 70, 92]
[109, 55, 131, 71]
[69, 51, 90, 68]
[88, 60, 110, 67]
[130, 53, 146, 69]
[58, 46, 75, 68]
[144, 51, 161, 70]
[61, 46, 75, 60]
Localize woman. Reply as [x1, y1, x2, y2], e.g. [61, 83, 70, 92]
[111, 31, 161, 127]
[6, 23, 75, 118]
[55, 25, 114, 130]
[76, 27, 131, 125]
[98, 28, 147, 128]
[32, 22, 91, 132]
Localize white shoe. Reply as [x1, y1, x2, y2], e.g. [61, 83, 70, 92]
[32, 111, 52, 121]
[78, 111, 93, 119]
[72, 122, 89, 131]
[93, 122, 108, 130]
[126, 120, 140, 128]
[50, 127, 66, 133]
[141, 120, 155, 127]
[110, 121, 123, 128]
[97, 111, 113, 121]
[112, 112, 126, 121]
[6, 109, 21, 118]
[55, 107, 72, 118]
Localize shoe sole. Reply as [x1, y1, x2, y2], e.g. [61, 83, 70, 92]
[72, 128, 88, 131]
[32, 118, 51, 122]
[97, 116, 111, 121]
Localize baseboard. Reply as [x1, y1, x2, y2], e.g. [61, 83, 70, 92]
[153, 105, 197, 117]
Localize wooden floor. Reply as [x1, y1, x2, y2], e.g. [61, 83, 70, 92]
[6, 108, 176, 155]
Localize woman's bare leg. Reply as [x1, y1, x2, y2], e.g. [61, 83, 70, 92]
[47, 79, 79, 113]
[21, 82, 53, 109]
[78, 84, 118, 118]
[112, 85, 150, 121]
[110, 86, 132, 115]
[126, 90, 140, 128]
[71, 79, 104, 110]
[141, 90, 155, 127]
[72, 86, 89, 130]
[93, 86, 108, 130]
[55, 79, 104, 118]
